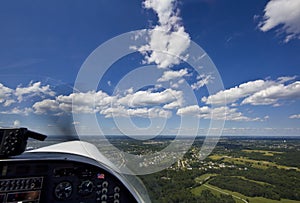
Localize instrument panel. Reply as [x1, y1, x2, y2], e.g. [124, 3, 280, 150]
[0, 176, 43, 202]
[0, 153, 139, 203]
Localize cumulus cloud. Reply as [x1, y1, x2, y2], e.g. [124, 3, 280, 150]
[168, 78, 184, 89]
[176, 105, 260, 121]
[144, 0, 178, 26]
[163, 100, 182, 109]
[4, 75, 298, 122]
[33, 88, 183, 118]
[0, 83, 14, 106]
[58, 91, 115, 112]
[242, 81, 300, 105]
[202, 79, 273, 105]
[0, 81, 57, 109]
[157, 68, 188, 82]
[15, 81, 55, 102]
[137, 0, 191, 68]
[258, 0, 300, 42]
[289, 114, 300, 119]
[3, 99, 15, 107]
[33, 90, 115, 115]
[202, 77, 300, 106]
[1, 107, 32, 115]
[118, 88, 183, 108]
[101, 106, 171, 118]
[33, 99, 60, 114]
[191, 74, 212, 90]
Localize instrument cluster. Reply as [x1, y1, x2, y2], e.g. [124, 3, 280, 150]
[0, 153, 138, 203]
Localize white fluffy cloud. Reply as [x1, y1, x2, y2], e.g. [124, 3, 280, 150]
[138, 0, 191, 68]
[242, 81, 300, 105]
[3, 99, 15, 107]
[259, 0, 300, 42]
[15, 82, 55, 102]
[33, 88, 182, 118]
[202, 79, 273, 105]
[3, 76, 299, 122]
[33, 99, 60, 114]
[144, 0, 178, 27]
[191, 74, 212, 90]
[33, 90, 115, 115]
[101, 106, 171, 118]
[176, 105, 260, 121]
[202, 77, 300, 106]
[289, 114, 300, 119]
[157, 68, 188, 82]
[0, 83, 14, 106]
[118, 88, 183, 108]
[1, 81, 56, 108]
[0, 107, 32, 115]
[58, 91, 115, 112]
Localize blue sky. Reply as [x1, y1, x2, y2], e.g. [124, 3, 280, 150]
[0, 0, 299, 136]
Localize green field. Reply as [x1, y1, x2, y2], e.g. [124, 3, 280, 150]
[194, 173, 218, 184]
[230, 176, 272, 186]
[140, 137, 300, 202]
[208, 154, 300, 171]
[242, 149, 284, 156]
[191, 182, 300, 203]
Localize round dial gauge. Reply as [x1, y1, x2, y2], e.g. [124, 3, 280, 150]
[54, 181, 73, 200]
[78, 180, 94, 196]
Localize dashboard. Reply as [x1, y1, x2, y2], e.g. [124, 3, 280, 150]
[0, 152, 142, 203]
